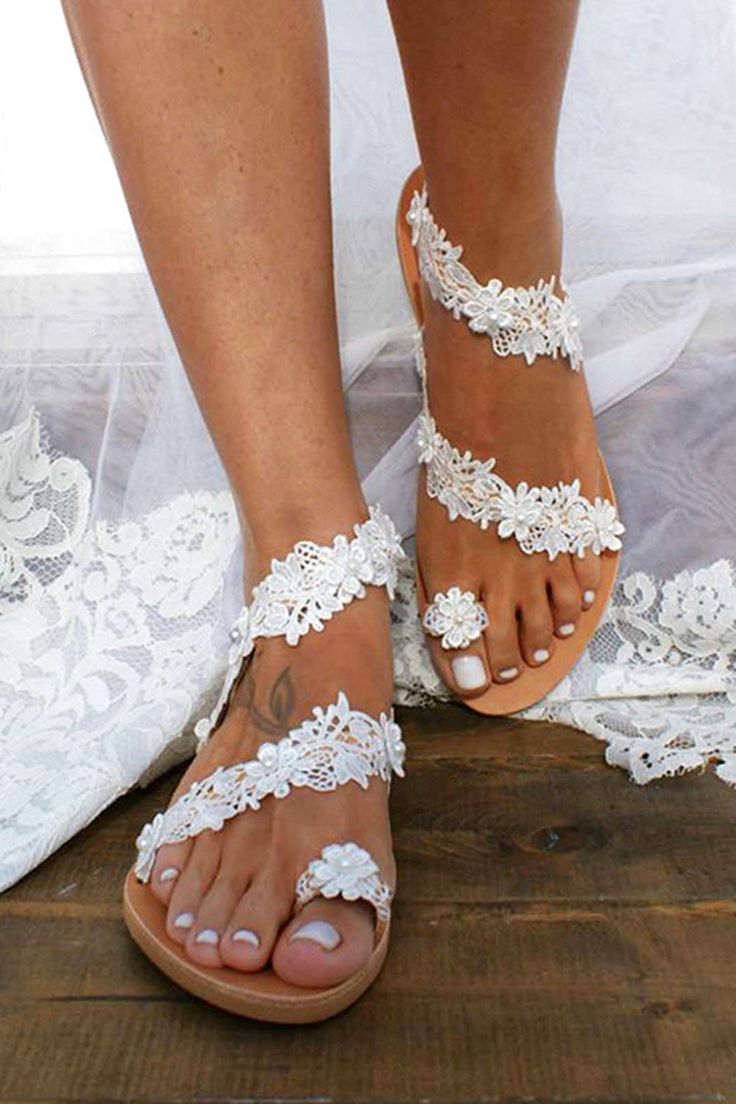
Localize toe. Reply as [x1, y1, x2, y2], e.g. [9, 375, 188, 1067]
[221, 869, 293, 973]
[573, 549, 603, 609]
[166, 831, 220, 945]
[272, 897, 375, 990]
[185, 865, 252, 968]
[482, 595, 523, 684]
[443, 642, 491, 698]
[150, 841, 192, 906]
[548, 559, 583, 639]
[518, 589, 555, 669]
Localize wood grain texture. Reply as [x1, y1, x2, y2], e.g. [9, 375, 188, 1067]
[2, 705, 735, 1103]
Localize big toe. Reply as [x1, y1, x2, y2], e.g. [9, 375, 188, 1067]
[272, 898, 375, 990]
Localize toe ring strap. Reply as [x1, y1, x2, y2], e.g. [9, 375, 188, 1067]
[294, 842, 393, 944]
[422, 586, 489, 651]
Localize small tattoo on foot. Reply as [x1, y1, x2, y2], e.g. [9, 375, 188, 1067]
[235, 663, 296, 738]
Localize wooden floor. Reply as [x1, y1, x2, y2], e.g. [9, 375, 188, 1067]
[2, 705, 736, 1104]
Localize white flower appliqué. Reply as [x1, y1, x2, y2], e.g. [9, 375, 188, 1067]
[408, 188, 583, 371]
[417, 405, 625, 563]
[135, 692, 406, 883]
[422, 586, 489, 650]
[295, 842, 394, 936]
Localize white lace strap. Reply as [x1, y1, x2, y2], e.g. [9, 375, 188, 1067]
[134, 692, 406, 883]
[418, 401, 625, 561]
[406, 186, 583, 371]
[295, 843, 393, 943]
[193, 504, 404, 747]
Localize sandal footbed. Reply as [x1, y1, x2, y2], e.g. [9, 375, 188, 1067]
[123, 867, 390, 1024]
[397, 166, 622, 715]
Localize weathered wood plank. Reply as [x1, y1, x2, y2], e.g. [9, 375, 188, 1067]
[2, 985, 734, 1103]
[2, 710, 735, 1104]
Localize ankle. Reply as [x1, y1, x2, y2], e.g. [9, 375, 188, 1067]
[241, 491, 371, 588]
[422, 179, 562, 285]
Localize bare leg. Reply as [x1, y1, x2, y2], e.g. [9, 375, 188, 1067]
[62, 0, 394, 988]
[388, 1, 601, 694]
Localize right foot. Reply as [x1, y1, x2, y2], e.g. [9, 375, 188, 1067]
[139, 507, 403, 990]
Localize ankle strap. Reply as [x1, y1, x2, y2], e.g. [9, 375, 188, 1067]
[407, 186, 583, 371]
[194, 505, 404, 748]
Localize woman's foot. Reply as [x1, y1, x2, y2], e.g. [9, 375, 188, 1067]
[146, 512, 396, 989]
[415, 200, 605, 697]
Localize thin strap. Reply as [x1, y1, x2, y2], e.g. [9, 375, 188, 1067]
[295, 843, 394, 944]
[135, 692, 406, 882]
[194, 504, 404, 748]
[407, 187, 583, 371]
[418, 406, 624, 561]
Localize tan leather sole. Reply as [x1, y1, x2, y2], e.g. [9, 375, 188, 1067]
[397, 165, 621, 716]
[124, 868, 391, 1023]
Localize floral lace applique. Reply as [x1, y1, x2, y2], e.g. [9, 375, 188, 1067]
[135, 692, 406, 882]
[407, 187, 583, 370]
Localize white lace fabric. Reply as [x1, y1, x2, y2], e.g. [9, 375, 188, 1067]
[407, 187, 584, 371]
[134, 691, 405, 888]
[422, 586, 489, 650]
[418, 405, 625, 561]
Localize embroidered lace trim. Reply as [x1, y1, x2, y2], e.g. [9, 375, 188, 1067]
[406, 187, 583, 371]
[134, 692, 405, 883]
[295, 842, 393, 942]
[193, 505, 405, 748]
[417, 402, 625, 562]
[422, 586, 489, 650]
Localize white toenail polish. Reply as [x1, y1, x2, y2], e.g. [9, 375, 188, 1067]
[159, 867, 179, 883]
[583, 590, 596, 604]
[559, 623, 576, 637]
[174, 912, 194, 930]
[533, 648, 550, 664]
[195, 928, 219, 946]
[498, 667, 519, 681]
[289, 921, 342, 951]
[451, 655, 487, 690]
[232, 929, 260, 948]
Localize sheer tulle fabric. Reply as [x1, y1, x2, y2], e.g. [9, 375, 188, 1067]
[1, 0, 735, 891]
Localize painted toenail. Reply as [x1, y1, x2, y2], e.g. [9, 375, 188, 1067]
[533, 648, 550, 664]
[289, 921, 342, 951]
[194, 928, 219, 946]
[583, 590, 596, 604]
[498, 667, 519, 681]
[559, 623, 576, 636]
[232, 929, 260, 948]
[173, 912, 194, 930]
[451, 655, 487, 690]
[159, 867, 179, 883]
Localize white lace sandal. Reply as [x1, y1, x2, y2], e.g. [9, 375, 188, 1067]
[396, 167, 625, 715]
[123, 505, 406, 1024]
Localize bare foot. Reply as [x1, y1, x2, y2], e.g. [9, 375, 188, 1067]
[415, 200, 606, 697]
[144, 516, 397, 989]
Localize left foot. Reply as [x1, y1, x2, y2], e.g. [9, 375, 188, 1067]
[407, 184, 622, 697]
